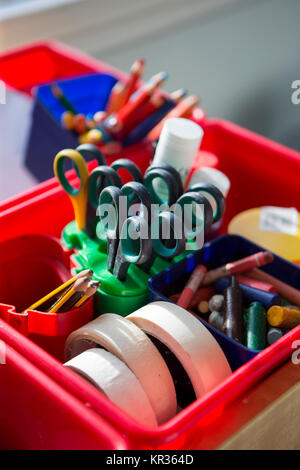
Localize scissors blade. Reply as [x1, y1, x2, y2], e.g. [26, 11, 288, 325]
[113, 216, 152, 281]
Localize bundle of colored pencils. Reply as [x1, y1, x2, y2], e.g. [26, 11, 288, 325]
[52, 58, 200, 151]
[24, 269, 100, 313]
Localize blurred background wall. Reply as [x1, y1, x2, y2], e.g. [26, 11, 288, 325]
[0, 0, 299, 199]
[1, 0, 299, 149]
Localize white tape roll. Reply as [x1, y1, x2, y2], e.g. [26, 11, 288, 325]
[127, 301, 232, 398]
[64, 348, 157, 427]
[65, 313, 177, 424]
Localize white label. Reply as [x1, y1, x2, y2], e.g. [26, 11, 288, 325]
[259, 206, 298, 235]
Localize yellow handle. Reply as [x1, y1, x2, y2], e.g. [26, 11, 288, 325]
[54, 149, 89, 230]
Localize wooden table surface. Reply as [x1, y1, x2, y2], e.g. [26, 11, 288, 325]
[186, 360, 300, 450]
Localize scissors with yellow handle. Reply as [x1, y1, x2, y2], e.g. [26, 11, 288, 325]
[54, 143, 144, 235]
[54, 148, 90, 230]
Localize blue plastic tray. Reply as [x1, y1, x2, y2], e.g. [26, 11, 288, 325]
[147, 234, 294, 371]
[25, 73, 117, 181]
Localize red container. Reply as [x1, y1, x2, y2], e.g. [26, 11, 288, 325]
[0, 40, 124, 95]
[0, 234, 93, 360]
[1, 311, 299, 449]
[0, 324, 129, 450]
[1, 118, 300, 449]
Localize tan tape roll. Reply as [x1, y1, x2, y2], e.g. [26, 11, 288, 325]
[64, 348, 157, 427]
[127, 301, 232, 397]
[65, 313, 177, 424]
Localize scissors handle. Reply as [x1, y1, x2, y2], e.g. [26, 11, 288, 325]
[76, 143, 107, 166]
[152, 211, 185, 259]
[88, 166, 123, 209]
[111, 159, 143, 184]
[99, 186, 122, 271]
[145, 163, 183, 201]
[113, 216, 152, 281]
[121, 181, 152, 219]
[187, 183, 225, 223]
[176, 191, 213, 238]
[54, 149, 89, 230]
[85, 166, 123, 238]
[143, 167, 178, 206]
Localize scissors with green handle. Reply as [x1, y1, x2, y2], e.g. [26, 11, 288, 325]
[99, 182, 152, 280]
[54, 144, 145, 236]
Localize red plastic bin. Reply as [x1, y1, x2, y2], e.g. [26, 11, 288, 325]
[0, 323, 129, 450]
[0, 40, 125, 95]
[1, 309, 299, 449]
[0, 233, 94, 361]
[1, 118, 300, 449]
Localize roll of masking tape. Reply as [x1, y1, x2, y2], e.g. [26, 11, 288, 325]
[127, 302, 231, 397]
[65, 313, 177, 424]
[64, 348, 157, 427]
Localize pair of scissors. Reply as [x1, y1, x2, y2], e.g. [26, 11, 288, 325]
[99, 180, 187, 280]
[54, 144, 143, 237]
[99, 182, 153, 281]
[143, 164, 225, 237]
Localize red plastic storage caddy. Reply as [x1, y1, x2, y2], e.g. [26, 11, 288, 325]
[0, 40, 124, 95]
[0, 234, 94, 360]
[1, 117, 300, 448]
[0, 321, 129, 450]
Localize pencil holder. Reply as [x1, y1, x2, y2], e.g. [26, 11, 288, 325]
[0, 233, 94, 359]
[0, 40, 105, 96]
[24, 73, 154, 181]
[0, 299, 94, 361]
[148, 234, 287, 370]
[63, 221, 174, 316]
[25, 73, 117, 181]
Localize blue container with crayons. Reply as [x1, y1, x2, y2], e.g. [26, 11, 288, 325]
[25, 73, 118, 181]
[147, 234, 295, 371]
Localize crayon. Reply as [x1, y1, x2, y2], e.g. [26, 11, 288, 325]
[208, 311, 224, 330]
[208, 294, 224, 312]
[169, 286, 215, 308]
[79, 128, 103, 145]
[197, 300, 210, 314]
[245, 301, 267, 350]
[61, 110, 75, 130]
[203, 251, 274, 285]
[245, 268, 300, 307]
[223, 276, 244, 343]
[237, 275, 277, 293]
[267, 305, 300, 329]
[267, 327, 283, 345]
[177, 265, 207, 309]
[147, 94, 199, 141]
[93, 111, 107, 124]
[73, 114, 88, 134]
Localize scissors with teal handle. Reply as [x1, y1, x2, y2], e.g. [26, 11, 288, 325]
[54, 144, 145, 237]
[99, 182, 152, 280]
[186, 182, 225, 224]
